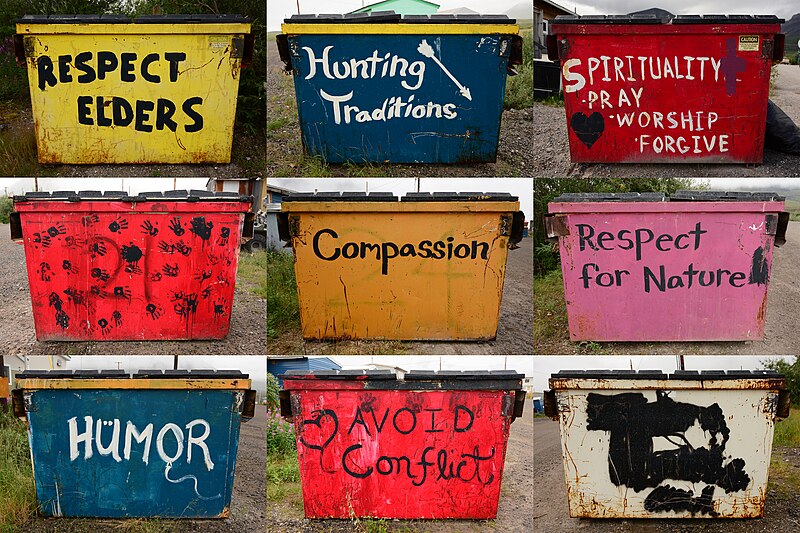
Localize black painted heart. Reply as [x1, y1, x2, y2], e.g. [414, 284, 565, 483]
[298, 409, 338, 451]
[570, 112, 605, 149]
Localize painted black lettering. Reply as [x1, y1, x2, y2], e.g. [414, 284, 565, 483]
[97, 51, 118, 79]
[96, 96, 112, 127]
[577, 224, 596, 251]
[749, 246, 769, 285]
[342, 443, 372, 478]
[113, 97, 133, 126]
[643, 265, 665, 293]
[425, 409, 443, 433]
[156, 98, 177, 132]
[141, 53, 160, 83]
[57, 55, 72, 83]
[37, 56, 57, 91]
[313, 229, 339, 261]
[183, 97, 203, 132]
[77, 96, 93, 125]
[135, 99, 154, 132]
[75, 52, 95, 83]
[454, 405, 474, 433]
[392, 408, 416, 435]
[164, 52, 187, 82]
[120, 52, 137, 82]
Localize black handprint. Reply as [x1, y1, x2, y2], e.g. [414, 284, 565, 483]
[213, 299, 226, 317]
[162, 264, 179, 277]
[64, 236, 86, 248]
[124, 263, 143, 275]
[62, 260, 78, 275]
[63, 287, 86, 306]
[194, 269, 213, 282]
[98, 318, 112, 335]
[145, 303, 161, 320]
[112, 310, 123, 327]
[91, 268, 110, 282]
[190, 217, 213, 240]
[168, 217, 185, 237]
[91, 241, 107, 257]
[140, 220, 158, 237]
[217, 227, 231, 246]
[201, 285, 213, 299]
[108, 217, 128, 233]
[47, 224, 67, 238]
[113, 286, 132, 300]
[38, 262, 52, 282]
[33, 232, 52, 248]
[90, 286, 108, 299]
[149, 271, 163, 282]
[82, 214, 99, 226]
[175, 241, 192, 256]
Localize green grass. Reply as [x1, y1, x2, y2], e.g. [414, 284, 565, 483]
[505, 26, 533, 109]
[266, 251, 300, 338]
[533, 269, 569, 351]
[237, 252, 268, 299]
[0, 124, 43, 177]
[0, 408, 36, 530]
[774, 408, 800, 447]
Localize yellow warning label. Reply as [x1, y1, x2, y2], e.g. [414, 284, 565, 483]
[209, 35, 228, 50]
[738, 35, 760, 52]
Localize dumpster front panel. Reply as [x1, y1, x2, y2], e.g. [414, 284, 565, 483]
[550, 376, 783, 518]
[282, 24, 518, 163]
[549, 200, 784, 341]
[25, 388, 244, 518]
[15, 194, 251, 341]
[18, 20, 250, 164]
[283, 196, 520, 340]
[552, 20, 782, 163]
[284, 373, 522, 519]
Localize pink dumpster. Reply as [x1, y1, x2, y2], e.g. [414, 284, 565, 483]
[546, 191, 788, 341]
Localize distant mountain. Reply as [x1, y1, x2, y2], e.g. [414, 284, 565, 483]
[783, 14, 800, 53]
[506, 2, 532, 20]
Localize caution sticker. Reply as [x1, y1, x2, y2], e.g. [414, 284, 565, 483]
[209, 35, 229, 50]
[738, 35, 760, 51]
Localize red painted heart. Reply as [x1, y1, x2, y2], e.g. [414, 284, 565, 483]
[299, 409, 338, 451]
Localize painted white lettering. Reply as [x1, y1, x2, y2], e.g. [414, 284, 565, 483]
[186, 419, 215, 471]
[562, 59, 585, 93]
[95, 419, 122, 462]
[68, 416, 93, 461]
[156, 423, 184, 464]
[124, 421, 154, 465]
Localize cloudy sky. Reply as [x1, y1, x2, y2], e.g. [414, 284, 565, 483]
[560, 1, 797, 19]
[530, 355, 794, 392]
[269, 177, 533, 219]
[268, 0, 529, 30]
[326, 355, 534, 375]
[0, 178, 208, 197]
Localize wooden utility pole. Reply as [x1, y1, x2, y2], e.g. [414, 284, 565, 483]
[0, 355, 6, 408]
[174, 356, 179, 370]
[297, 0, 301, 14]
[34, 177, 38, 192]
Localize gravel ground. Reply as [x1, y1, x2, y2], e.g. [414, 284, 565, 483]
[20, 405, 267, 532]
[534, 417, 800, 533]
[0, 224, 267, 355]
[534, 221, 800, 356]
[266, 34, 533, 177]
[532, 64, 800, 177]
[268, 400, 534, 533]
[268, 237, 533, 356]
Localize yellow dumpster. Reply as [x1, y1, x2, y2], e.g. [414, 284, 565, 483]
[278, 192, 525, 341]
[15, 14, 253, 164]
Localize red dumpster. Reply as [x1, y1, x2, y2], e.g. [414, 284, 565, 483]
[279, 369, 526, 519]
[11, 190, 253, 341]
[546, 191, 788, 341]
[547, 14, 785, 163]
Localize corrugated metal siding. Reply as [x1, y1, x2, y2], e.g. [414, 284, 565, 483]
[268, 358, 341, 386]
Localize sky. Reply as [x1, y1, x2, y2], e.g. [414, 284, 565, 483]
[268, 0, 529, 30]
[699, 178, 800, 190]
[327, 355, 534, 375]
[559, 1, 798, 20]
[530, 355, 794, 393]
[0, 178, 209, 197]
[268, 177, 533, 219]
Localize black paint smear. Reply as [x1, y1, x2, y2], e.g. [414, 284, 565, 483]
[586, 391, 749, 493]
[121, 244, 143, 264]
[749, 246, 769, 285]
[190, 216, 214, 241]
[172, 291, 199, 319]
[214, 302, 225, 316]
[644, 485, 718, 517]
[38, 262, 52, 282]
[63, 288, 86, 306]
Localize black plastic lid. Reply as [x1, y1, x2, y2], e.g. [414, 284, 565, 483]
[284, 11, 515, 24]
[552, 192, 667, 202]
[14, 190, 253, 203]
[402, 192, 518, 202]
[552, 369, 783, 380]
[283, 192, 399, 202]
[670, 190, 785, 201]
[405, 370, 525, 380]
[672, 14, 784, 24]
[281, 369, 396, 380]
[135, 369, 249, 378]
[282, 369, 523, 390]
[18, 14, 249, 24]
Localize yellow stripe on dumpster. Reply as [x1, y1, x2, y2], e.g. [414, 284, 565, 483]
[16, 378, 252, 390]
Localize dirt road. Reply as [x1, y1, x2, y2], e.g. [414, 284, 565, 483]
[532, 64, 800, 177]
[0, 224, 267, 355]
[21, 405, 267, 532]
[266, 33, 533, 177]
[268, 399, 534, 532]
[536, 221, 800, 355]
[268, 237, 534, 355]
[534, 418, 800, 532]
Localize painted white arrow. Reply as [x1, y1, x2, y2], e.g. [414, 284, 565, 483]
[417, 39, 472, 101]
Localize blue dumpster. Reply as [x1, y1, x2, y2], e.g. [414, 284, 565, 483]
[276, 11, 523, 163]
[12, 369, 255, 518]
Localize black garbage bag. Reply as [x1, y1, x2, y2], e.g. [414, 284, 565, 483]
[765, 99, 800, 155]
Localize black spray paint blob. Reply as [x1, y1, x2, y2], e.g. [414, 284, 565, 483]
[190, 217, 214, 241]
[749, 246, 769, 286]
[644, 485, 718, 517]
[121, 244, 144, 264]
[570, 112, 605, 149]
[586, 391, 749, 494]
